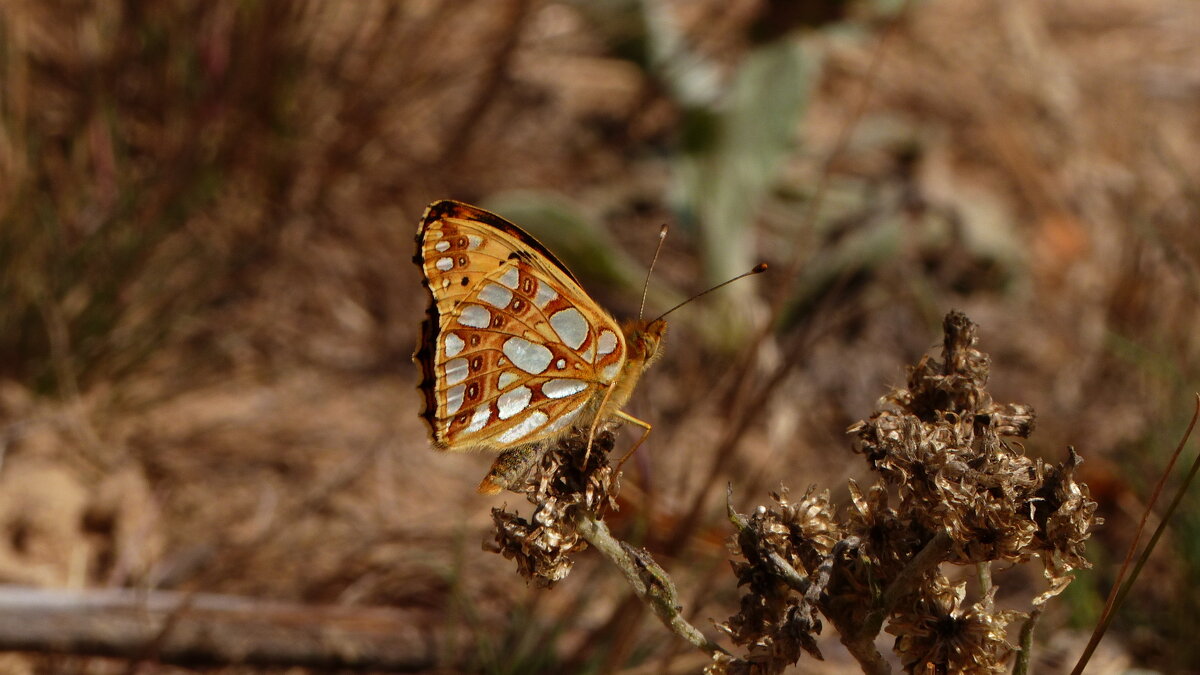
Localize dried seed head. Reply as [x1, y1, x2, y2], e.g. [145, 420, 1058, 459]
[717, 487, 836, 671]
[1031, 447, 1101, 592]
[888, 580, 1023, 674]
[484, 428, 619, 587]
[850, 312, 1100, 569]
[844, 479, 925, 579]
[721, 311, 1098, 671]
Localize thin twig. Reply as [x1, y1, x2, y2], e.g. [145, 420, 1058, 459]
[1013, 605, 1043, 675]
[574, 512, 728, 656]
[725, 492, 812, 594]
[1070, 393, 1200, 674]
[863, 532, 953, 640]
[977, 561, 993, 596]
[826, 533, 949, 675]
[726, 492, 902, 675]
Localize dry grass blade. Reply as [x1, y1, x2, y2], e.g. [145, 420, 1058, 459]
[1070, 393, 1200, 675]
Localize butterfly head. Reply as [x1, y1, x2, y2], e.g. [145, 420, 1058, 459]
[623, 317, 667, 368]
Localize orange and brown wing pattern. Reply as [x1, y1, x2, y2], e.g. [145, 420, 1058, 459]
[414, 200, 628, 452]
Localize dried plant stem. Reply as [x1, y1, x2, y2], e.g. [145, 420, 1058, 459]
[1013, 606, 1043, 675]
[837, 532, 952, 675]
[868, 532, 953, 636]
[726, 489, 956, 674]
[835, 629, 891, 675]
[725, 498, 819, 597]
[574, 512, 728, 656]
[977, 561, 993, 596]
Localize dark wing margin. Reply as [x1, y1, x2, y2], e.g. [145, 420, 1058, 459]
[413, 202, 451, 448]
[420, 200, 580, 284]
[413, 237, 444, 449]
[412, 199, 585, 449]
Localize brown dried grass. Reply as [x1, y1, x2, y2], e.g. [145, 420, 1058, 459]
[1, 0, 1199, 672]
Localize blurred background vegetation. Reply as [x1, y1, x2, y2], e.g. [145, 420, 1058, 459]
[1, 0, 1198, 672]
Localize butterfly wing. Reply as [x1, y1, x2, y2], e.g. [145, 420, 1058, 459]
[414, 200, 629, 452]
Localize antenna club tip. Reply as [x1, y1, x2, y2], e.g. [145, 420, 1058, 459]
[658, 224, 669, 238]
[752, 263, 769, 273]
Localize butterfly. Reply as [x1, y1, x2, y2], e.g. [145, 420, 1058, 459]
[413, 200, 664, 492]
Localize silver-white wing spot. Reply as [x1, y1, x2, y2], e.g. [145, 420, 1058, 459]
[466, 404, 492, 433]
[533, 281, 558, 308]
[467, 234, 483, 250]
[597, 330, 618, 355]
[498, 385, 532, 420]
[444, 332, 465, 358]
[435, 257, 454, 272]
[498, 266, 520, 289]
[445, 357, 469, 385]
[580, 344, 595, 363]
[479, 283, 513, 309]
[497, 371, 519, 390]
[555, 358, 566, 369]
[435, 240, 450, 252]
[544, 402, 585, 433]
[600, 362, 620, 382]
[446, 384, 466, 415]
[550, 308, 589, 350]
[458, 305, 491, 328]
[496, 411, 548, 443]
[502, 337, 552, 374]
[543, 379, 587, 399]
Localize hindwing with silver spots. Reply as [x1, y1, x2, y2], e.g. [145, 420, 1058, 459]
[414, 200, 631, 453]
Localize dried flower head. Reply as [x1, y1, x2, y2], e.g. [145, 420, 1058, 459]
[844, 479, 925, 578]
[485, 428, 618, 587]
[717, 487, 837, 672]
[722, 312, 1099, 673]
[888, 579, 1023, 674]
[850, 312, 1100, 570]
[1031, 447, 1100, 592]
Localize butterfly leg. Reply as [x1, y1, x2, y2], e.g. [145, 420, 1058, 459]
[584, 383, 619, 465]
[612, 410, 652, 474]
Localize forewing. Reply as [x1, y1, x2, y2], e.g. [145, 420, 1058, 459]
[414, 200, 628, 451]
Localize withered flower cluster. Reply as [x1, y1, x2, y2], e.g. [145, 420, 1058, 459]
[715, 311, 1101, 674]
[886, 578, 1021, 675]
[485, 428, 618, 587]
[715, 488, 836, 671]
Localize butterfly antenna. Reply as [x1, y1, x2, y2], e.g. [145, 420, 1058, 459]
[638, 224, 669, 321]
[651, 263, 769, 323]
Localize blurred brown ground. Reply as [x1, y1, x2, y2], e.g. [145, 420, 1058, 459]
[0, 0, 1198, 672]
